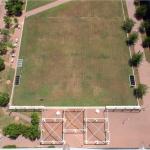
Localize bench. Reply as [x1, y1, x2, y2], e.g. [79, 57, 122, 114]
[129, 75, 136, 87]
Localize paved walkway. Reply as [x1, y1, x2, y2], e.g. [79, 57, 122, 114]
[0, 0, 25, 69]
[0, 0, 5, 29]
[10, 15, 25, 69]
[25, 0, 72, 18]
[126, 0, 150, 107]
[0, 136, 40, 148]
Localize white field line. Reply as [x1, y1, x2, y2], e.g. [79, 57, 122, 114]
[62, 110, 65, 144]
[9, 0, 28, 106]
[9, 105, 141, 110]
[85, 141, 106, 145]
[104, 109, 110, 143]
[85, 118, 105, 120]
[63, 129, 84, 131]
[42, 118, 63, 120]
[40, 123, 43, 143]
[85, 113, 88, 144]
[41, 141, 63, 144]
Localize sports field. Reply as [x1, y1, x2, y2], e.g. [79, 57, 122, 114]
[13, 0, 137, 106]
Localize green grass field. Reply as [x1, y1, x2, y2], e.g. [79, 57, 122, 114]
[26, 0, 54, 11]
[13, 0, 137, 106]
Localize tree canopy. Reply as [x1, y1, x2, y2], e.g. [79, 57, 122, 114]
[5, 0, 24, 16]
[135, 5, 147, 19]
[126, 32, 138, 45]
[122, 18, 134, 33]
[134, 84, 148, 99]
[143, 36, 150, 47]
[129, 51, 143, 67]
[3, 16, 12, 28]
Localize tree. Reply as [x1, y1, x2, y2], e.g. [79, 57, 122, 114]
[135, 5, 147, 19]
[129, 51, 143, 67]
[13, 3, 23, 16]
[31, 113, 39, 126]
[0, 92, 9, 106]
[3, 16, 12, 28]
[126, 32, 138, 45]
[122, 18, 134, 33]
[134, 0, 140, 6]
[142, 36, 150, 48]
[0, 57, 5, 71]
[139, 21, 150, 33]
[5, 0, 24, 16]
[143, 21, 150, 32]
[134, 84, 148, 99]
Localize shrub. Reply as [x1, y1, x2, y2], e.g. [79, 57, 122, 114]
[126, 32, 138, 45]
[25, 125, 40, 141]
[139, 22, 146, 33]
[129, 51, 143, 67]
[3, 123, 24, 139]
[0, 42, 7, 55]
[14, 18, 18, 28]
[19, 125, 29, 138]
[0, 57, 5, 71]
[3, 114, 40, 141]
[0, 92, 9, 106]
[122, 18, 134, 33]
[134, 84, 148, 99]
[0, 28, 10, 42]
[142, 36, 150, 47]
[0, 28, 10, 36]
[135, 5, 147, 19]
[3, 16, 12, 28]
[48, 145, 55, 148]
[3, 145, 16, 148]
[31, 113, 39, 126]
